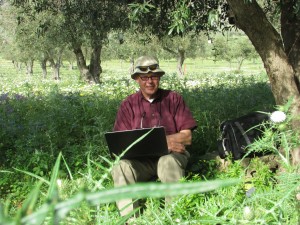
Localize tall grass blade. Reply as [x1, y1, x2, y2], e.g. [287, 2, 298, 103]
[15, 182, 43, 222]
[47, 152, 62, 198]
[13, 168, 50, 185]
[61, 154, 73, 180]
[21, 203, 52, 225]
[20, 179, 239, 223]
[49, 192, 86, 221]
[113, 128, 155, 159]
[86, 178, 239, 204]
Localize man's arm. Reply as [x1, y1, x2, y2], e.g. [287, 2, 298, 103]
[166, 129, 192, 153]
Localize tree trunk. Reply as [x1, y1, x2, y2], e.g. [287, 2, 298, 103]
[237, 57, 245, 71]
[227, 0, 300, 129]
[26, 60, 33, 76]
[129, 56, 134, 74]
[89, 43, 102, 83]
[73, 46, 93, 82]
[49, 57, 61, 80]
[162, 46, 186, 76]
[12, 60, 22, 71]
[73, 45, 101, 84]
[40, 58, 47, 79]
[281, 0, 300, 91]
[177, 48, 185, 76]
[68, 61, 74, 70]
[49, 58, 60, 80]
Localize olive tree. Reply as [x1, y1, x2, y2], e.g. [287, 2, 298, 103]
[127, 0, 215, 76]
[128, 0, 300, 130]
[10, 0, 129, 83]
[212, 33, 258, 70]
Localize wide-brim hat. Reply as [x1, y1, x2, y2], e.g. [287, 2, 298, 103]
[131, 55, 165, 79]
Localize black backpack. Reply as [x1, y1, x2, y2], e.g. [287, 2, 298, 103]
[217, 112, 270, 160]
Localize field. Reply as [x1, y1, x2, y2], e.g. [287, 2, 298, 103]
[1, 57, 299, 224]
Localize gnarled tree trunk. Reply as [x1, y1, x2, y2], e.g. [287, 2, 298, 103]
[227, 0, 300, 169]
[281, 1, 300, 83]
[163, 46, 186, 76]
[40, 57, 48, 79]
[26, 59, 34, 76]
[177, 48, 185, 76]
[73, 44, 102, 84]
[89, 44, 102, 84]
[48, 49, 63, 81]
[73, 46, 91, 82]
[49, 58, 61, 81]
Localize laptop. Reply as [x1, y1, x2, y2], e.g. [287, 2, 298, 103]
[105, 127, 169, 160]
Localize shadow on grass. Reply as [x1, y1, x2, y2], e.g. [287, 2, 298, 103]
[181, 81, 275, 175]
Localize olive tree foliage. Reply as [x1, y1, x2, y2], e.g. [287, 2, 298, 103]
[22, 11, 67, 79]
[212, 33, 258, 70]
[160, 33, 209, 76]
[0, 2, 22, 68]
[0, 1, 68, 78]
[9, 0, 129, 83]
[0, 2, 34, 74]
[127, 0, 219, 76]
[103, 29, 209, 76]
[102, 30, 163, 74]
[103, 31, 162, 62]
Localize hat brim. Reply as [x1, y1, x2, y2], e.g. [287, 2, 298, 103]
[131, 68, 165, 79]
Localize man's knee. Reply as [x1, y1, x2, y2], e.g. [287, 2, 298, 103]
[111, 160, 136, 186]
[158, 152, 189, 168]
[157, 153, 188, 182]
[158, 154, 179, 168]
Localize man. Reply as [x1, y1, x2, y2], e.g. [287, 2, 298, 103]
[111, 55, 197, 217]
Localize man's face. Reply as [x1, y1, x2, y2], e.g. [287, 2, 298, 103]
[135, 72, 160, 99]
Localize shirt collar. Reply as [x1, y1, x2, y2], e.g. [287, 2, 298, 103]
[138, 89, 163, 102]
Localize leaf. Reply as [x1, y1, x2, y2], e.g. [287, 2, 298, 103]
[208, 10, 219, 27]
[61, 154, 73, 180]
[20, 179, 239, 223]
[15, 182, 43, 222]
[0, 170, 13, 174]
[47, 152, 62, 198]
[0, 203, 13, 225]
[53, 192, 85, 220]
[85, 179, 240, 205]
[21, 203, 51, 225]
[13, 168, 50, 185]
[168, 26, 175, 35]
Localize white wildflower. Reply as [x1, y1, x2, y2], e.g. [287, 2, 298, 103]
[186, 80, 200, 88]
[57, 179, 62, 188]
[243, 206, 254, 220]
[270, 111, 286, 123]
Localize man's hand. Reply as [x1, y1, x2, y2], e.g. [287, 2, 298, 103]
[166, 129, 192, 153]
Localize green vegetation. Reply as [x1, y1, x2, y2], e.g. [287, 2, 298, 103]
[1, 58, 299, 224]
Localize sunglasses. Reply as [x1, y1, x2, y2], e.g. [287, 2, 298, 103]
[139, 75, 160, 81]
[136, 64, 159, 72]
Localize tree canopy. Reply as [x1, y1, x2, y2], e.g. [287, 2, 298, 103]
[128, 0, 300, 129]
[8, 0, 130, 83]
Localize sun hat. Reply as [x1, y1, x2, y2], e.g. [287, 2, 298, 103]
[131, 55, 165, 79]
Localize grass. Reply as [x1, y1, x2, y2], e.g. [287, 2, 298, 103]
[1, 57, 299, 224]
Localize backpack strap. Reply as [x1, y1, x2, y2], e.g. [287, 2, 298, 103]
[234, 121, 251, 146]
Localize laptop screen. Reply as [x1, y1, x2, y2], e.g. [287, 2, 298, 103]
[105, 127, 168, 160]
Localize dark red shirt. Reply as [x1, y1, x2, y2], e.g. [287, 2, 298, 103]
[113, 89, 197, 135]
